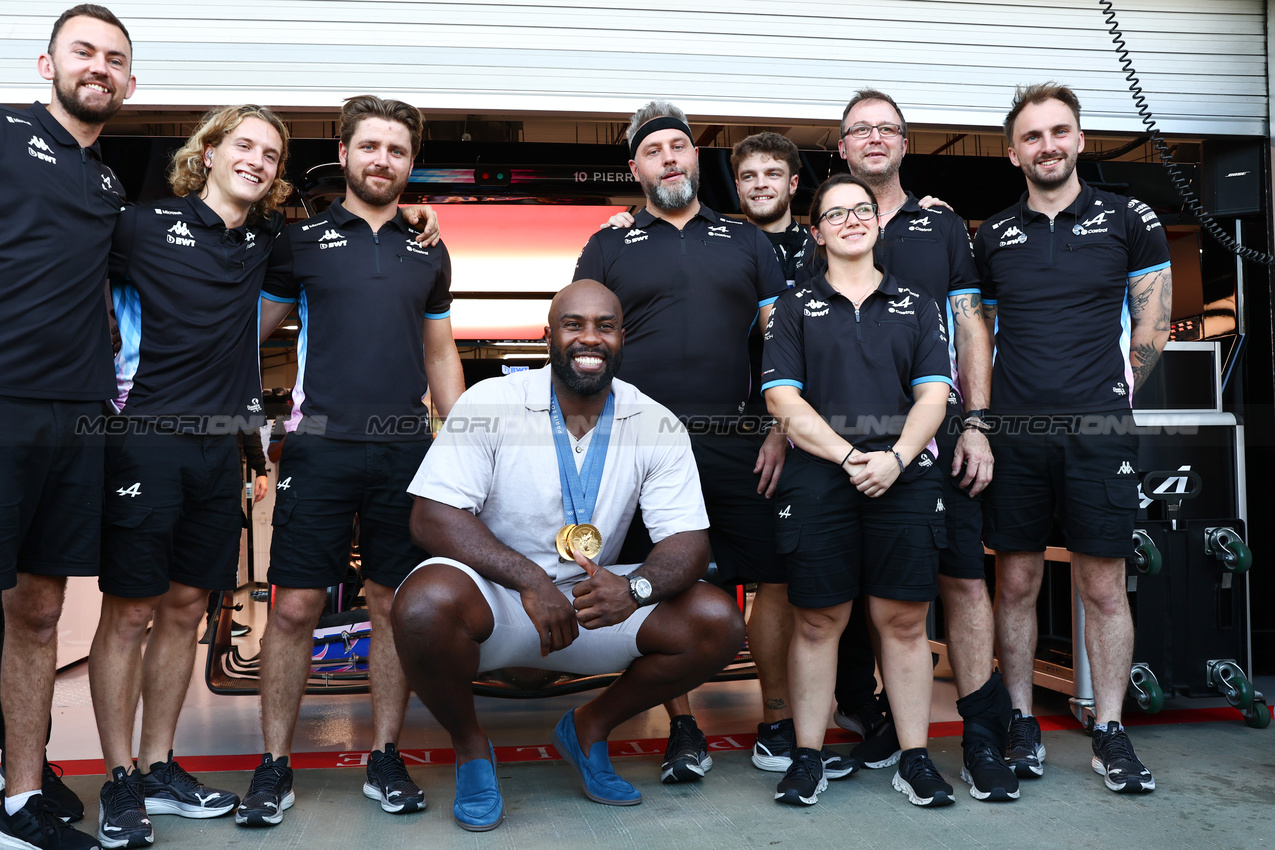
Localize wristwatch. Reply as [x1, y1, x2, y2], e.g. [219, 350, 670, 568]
[628, 575, 653, 607]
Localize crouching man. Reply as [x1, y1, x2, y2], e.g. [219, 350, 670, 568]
[392, 279, 745, 831]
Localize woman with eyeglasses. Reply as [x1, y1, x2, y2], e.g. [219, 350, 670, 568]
[761, 173, 954, 809]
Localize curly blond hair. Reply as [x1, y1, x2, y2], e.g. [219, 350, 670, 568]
[168, 105, 292, 221]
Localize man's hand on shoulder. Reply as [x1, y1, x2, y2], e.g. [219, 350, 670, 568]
[520, 577, 579, 656]
[571, 551, 637, 629]
[602, 211, 635, 231]
[401, 204, 441, 247]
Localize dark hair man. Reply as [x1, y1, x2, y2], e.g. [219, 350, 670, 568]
[975, 83, 1170, 794]
[239, 94, 466, 826]
[87, 104, 291, 848]
[0, 6, 134, 848]
[392, 280, 744, 830]
[827, 88, 1014, 803]
[575, 101, 812, 786]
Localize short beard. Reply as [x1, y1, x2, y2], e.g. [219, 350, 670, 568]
[849, 152, 902, 190]
[548, 343, 622, 398]
[53, 72, 122, 124]
[642, 167, 699, 213]
[742, 193, 792, 227]
[345, 167, 408, 207]
[1024, 152, 1078, 190]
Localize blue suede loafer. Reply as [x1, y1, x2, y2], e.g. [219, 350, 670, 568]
[551, 710, 642, 806]
[453, 742, 504, 831]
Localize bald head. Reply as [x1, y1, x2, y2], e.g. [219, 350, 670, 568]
[546, 279, 625, 399]
[549, 279, 623, 328]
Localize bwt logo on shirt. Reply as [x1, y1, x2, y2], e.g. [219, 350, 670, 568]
[624, 228, 648, 244]
[803, 298, 830, 318]
[27, 135, 56, 164]
[999, 226, 1027, 247]
[318, 229, 347, 249]
[167, 221, 196, 246]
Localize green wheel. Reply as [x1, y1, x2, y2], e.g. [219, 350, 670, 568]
[1133, 677, 1165, 714]
[1223, 540, 1253, 574]
[1131, 531, 1162, 576]
[1244, 700, 1271, 729]
[1223, 672, 1255, 710]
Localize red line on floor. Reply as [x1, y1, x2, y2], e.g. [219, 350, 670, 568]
[49, 704, 1256, 777]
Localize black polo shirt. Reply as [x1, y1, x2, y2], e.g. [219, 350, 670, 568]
[765, 219, 817, 288]
[110, 194, 282, 431]
[0, 102, 125, 401]
[262, 199, 453, 442]
[574, 204, 787, 416]
[973, 181, 1171, 415]
[761, 271, 953, 455]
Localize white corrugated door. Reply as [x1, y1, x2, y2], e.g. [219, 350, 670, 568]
[0, 0, 1265, 134]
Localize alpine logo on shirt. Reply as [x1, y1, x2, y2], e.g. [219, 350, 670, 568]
[403, 237, 429, 255]
[27, 135, 56, 164]
[1072, 209, 1114, 236]
[167, 221, 196, 247]
[908, 216, 932, 232]
[887, 293, 915, 315]
[707, 225, 732, 239]
[318, 229, 347, 249]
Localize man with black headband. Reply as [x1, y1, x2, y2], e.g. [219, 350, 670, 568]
[392, 280, 743, 830]
[575, 101, 804, 785]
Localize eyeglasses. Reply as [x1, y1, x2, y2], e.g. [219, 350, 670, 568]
[818, 203, 878, 225]
[842, 123, 903, 140]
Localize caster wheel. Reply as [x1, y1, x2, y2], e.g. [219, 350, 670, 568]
[1223, 540, 1253, 574]
[1223, 672, 1255, 711]
[1130, 530, 1162, 576]
[1131, 677, 1164, 714]
[1244, 700, 1271, 729]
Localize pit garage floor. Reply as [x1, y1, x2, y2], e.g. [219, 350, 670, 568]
[45, 589, 1274, 850]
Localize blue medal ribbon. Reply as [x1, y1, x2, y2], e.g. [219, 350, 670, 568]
[549, 387, 615, 526]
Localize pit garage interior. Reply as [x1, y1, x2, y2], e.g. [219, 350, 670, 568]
[1, 1, 1273, 847]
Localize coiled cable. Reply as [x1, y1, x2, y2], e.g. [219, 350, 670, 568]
[1099, 0, 1273, 265]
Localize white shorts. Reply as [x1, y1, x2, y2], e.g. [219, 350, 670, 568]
[402, 556, 658, 674]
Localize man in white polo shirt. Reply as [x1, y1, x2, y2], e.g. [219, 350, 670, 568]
[391, 279, 745, 831]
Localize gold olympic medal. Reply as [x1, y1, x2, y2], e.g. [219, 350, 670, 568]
[554, 524, 576, 561]
[568, 523, 603, 561]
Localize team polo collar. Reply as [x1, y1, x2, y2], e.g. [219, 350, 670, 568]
[807, 265, 900, 303]
[178, 193, 228, 231]
[897, 192, 924, 215]
[326, 197, 411, 234]
[1017, 180, 1095, 224]
[632, 202, 722, 229]
[28, 101, 101, 157]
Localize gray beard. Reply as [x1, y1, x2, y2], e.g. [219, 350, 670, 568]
[644, 169, 700, 212]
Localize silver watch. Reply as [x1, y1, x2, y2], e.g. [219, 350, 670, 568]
[628, 575, 653, 606]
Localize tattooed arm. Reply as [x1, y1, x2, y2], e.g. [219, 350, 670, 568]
[949, 290, 994, 493]
[1127, 266, 1173, 390]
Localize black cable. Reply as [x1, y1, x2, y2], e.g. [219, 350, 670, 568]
[1099, 0, 1273, 265]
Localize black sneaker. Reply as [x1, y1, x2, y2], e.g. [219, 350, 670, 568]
[230, 621, 252, 637]
[891, 749, 954, 808]
[362, 744, 425, 814]
[1005, 709, 1045, 778]
[659, 716, 712, 784]
[819, 748, 860, 780]
[0, 761, 85, 826]
[1091, 723, 1155, 793]
[97, 767, 152, 848]
[751, 720, 794, 772]
[849, 717, 901, 769]
[960, 742, 1020, 802]
[41, 762, 85, 825]
[3, 794, 100, 850]
[141, 752, 238, 818]
[234, 755, 294, 827]
[833, 699, 885, 740]
[774, 748, 826, 806]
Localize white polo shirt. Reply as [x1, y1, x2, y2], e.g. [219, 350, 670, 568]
[408, 365, 709, 584]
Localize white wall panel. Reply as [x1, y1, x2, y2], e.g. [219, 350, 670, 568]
[0, 0, 1265, 135]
